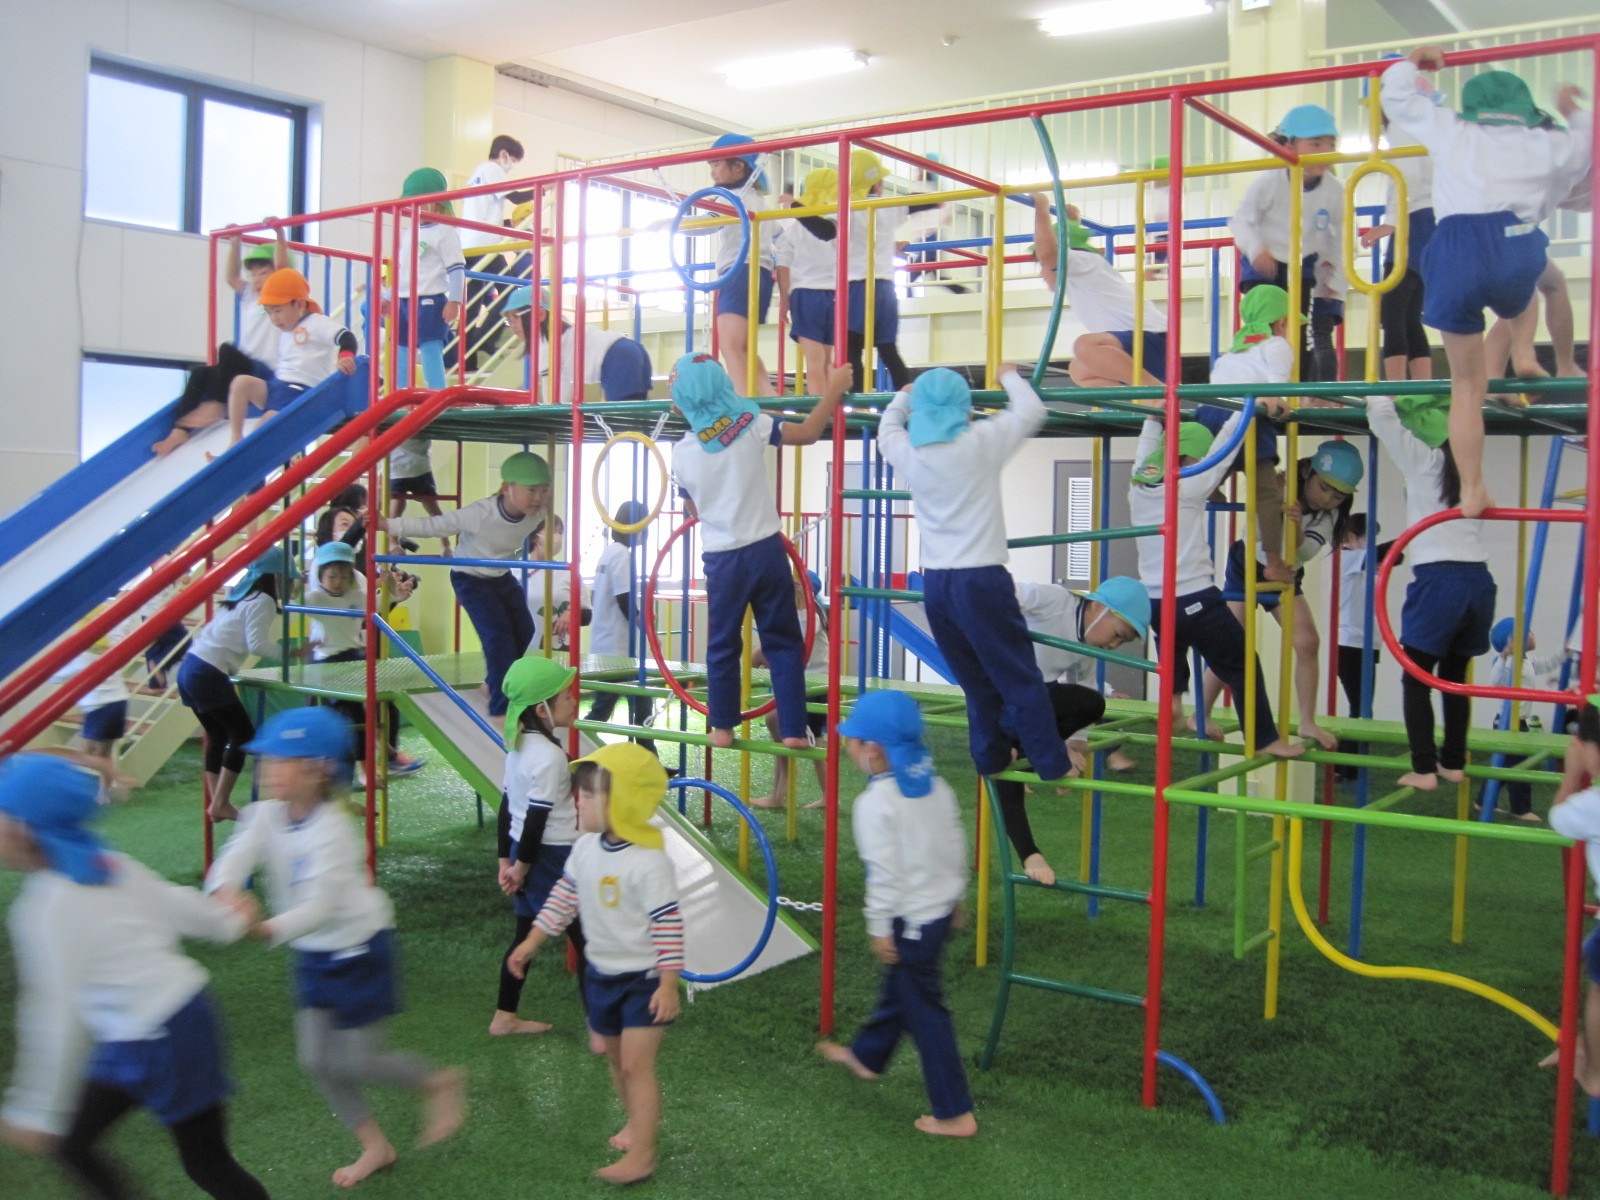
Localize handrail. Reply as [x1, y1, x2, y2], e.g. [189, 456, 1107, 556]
[372, 614, 505, 750]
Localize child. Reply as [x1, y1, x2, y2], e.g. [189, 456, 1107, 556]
[1128, 417, 1302, 758]
[508, 743, 683, 1185]
[816, 689, 976, 1138]
[844, 149, 917, 392]
[380, 451, 549, 716]
[1334, 515, 1397, 779]
[1359, 117, 1437, 381]
[504, 286, 653, 403]
[523, 513, 589, 656]
[227, 268, 359, 446]
[0, 753, 270, 1200]
[177, 549, 301, 822]
[774, 167, 843, 392]
[52, 644, 129, 792]
[1382, 49, 1592, 515]
[392, 167, 465, 392]
[750, 572, 830, 810]
[585, 501, 660, 755]
[1482, 617, 1566, 821]
[1199, 439, 1365, 751]
[494, 655, 596, 1037]
[877, 365, 1073, 781]
[669, 353, 845, 748]
[1228, 104, 1348, 383]
[1544, 698, 1600, 1094]
[1002, 576, 1150, 882]
[706, 133, 778, 396]
[1030, 196, 1168, 388]
[1367, 393, 1496, 789]
[206, 707, 466, 1188]
[1485, 259, 1584, 388]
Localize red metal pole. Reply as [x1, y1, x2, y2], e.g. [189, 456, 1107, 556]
[570, 179, 588, 747]
[1184, 97, 1299, 164]
[530, 183, 544, 405]
[550, 184, 564, 407]
[1552, 842, 1585, 1195]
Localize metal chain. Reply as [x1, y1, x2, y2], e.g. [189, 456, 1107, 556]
[777, 895, 825, 913]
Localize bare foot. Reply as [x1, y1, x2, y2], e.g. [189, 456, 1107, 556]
[709, 728, 734, 749]
[1261, 738, 1304, 759]
[747, 794, 785, 810]
[1459, 481, 1495, 519]
[1540, 1041, 1586, 1070]
[1438, 767, 1465, 784]
[488, 1012, 552, 1036]
[914, 1112, 979, 1137]
[1516, 811, 1543, 823]
[609, 1127, 633, 1152]
[1185, 717, 1226, 743]
[1398, 771, 1439, 790]
[151, 429, 190, 457]
[1299, 722, 1338, 751]
[1022, 853, 1056, 887]
[208, 801, 239, 823]
[1108, 750, 1137, 772]
[333, 1142, 397, 1188]
[817, 1041, 879, 1080]
[1066, 743, 1087, 776]
[417, 1068, 467, 1149]
[1577, 1064, 1600, 1099]
[804, 798, 826, 810]
[596, 1154, 655, 1185]
[1513, 360, 1550, 380]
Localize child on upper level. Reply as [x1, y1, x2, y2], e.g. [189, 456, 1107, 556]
[704, 134, 780, 396]
[877, 365, 1073, 782]
[669, 354, 844, 748]
[504, 286, 653, 404]
[843, 149, 920, 392]
[774, 167, 844, 392]
[1382, 47, 1591, 516]
[816, 689, 976, 1139]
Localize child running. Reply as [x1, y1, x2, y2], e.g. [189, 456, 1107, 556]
[206, 707, 466, 1188]
[493, 655, 597, 1039]
[670, 354, 845, 748]
[817, 689, 976, 1138]
[379, 451, 549, 716]
[877, 365, 1073, 781]
[0, 753, 270, 1200]
[1381, 48, 1592, 515]
[508, 743, 683, 1185]
[1367, 393, 1496, 789]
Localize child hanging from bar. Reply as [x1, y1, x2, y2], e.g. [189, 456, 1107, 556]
[877, 365, 1074, 782]
[1381, 47, 1592, 516]
[669, 354, 845, 748]
[1366, 393, 1496, 789]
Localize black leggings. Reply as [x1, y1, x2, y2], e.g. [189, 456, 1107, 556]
[585, 691, 658, 755]
[992, 682, 1105, 864]
[59, 1084, 269, 1200]
[497, 914, 588, 1015]
[197, 702, 254, 775]
[847, 331, 912, 392]
[1380, 267, 1430, 362]
[1400, 645, 1471, 775]
[1335, 643, 1380, 778]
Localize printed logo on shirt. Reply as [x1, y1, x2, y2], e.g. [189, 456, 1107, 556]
[293, 327, 310, 345]
[1313, 207, 1331, 233]
[600, 875, 620, 907]
[699, 410, 754, 447]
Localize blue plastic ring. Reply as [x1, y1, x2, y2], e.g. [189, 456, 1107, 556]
[666, 777, 780, 983]
[669, 187, 751, 293]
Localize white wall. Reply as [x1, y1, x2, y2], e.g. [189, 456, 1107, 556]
[493, 75, 711, 175]
[0, 0, 426, 511]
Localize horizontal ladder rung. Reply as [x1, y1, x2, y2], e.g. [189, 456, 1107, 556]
[1008, 973, 1145, 1007]
[1237, 928, 1276, 956]
[1244, 838, 1281, 863]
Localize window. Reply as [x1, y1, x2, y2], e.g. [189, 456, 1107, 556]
[86, 59, 307, 234]
[80, 354, 193, 459]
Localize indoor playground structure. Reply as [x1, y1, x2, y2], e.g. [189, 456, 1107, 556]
[4, 28, 1600, 1198]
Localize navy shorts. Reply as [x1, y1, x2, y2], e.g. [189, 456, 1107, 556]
[294, 928, 400, 1029]
[585, 967, 670, 1037]
[1421, 212, 1549, 336]
[1194, 403, 1280, 473]
[176, 654, 240, 715]
[396, 294, 450, 346]
[390, 471, 439, 498]
[1222, 540, 1302, 606]
[512, 842, 572, 920]
[263, 378, 309, 413]
[846, 278, 898, 341]
[1400, 561, 1496, 659]
[1585, 926, 1600, 985]
[788, 288, 837, 344]
[1110, 329, 1169, 381]
[146, 624, 189, 670]
[87, 990, 232, 1127]
[715, 266, 774, 322]
[82, 700, 127, 742]
[597, 338, 653, 402]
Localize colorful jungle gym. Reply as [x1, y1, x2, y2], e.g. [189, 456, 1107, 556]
[3, 31, 1598, 1196]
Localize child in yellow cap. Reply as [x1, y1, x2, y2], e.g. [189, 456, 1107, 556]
[508, 743, 681, 1185]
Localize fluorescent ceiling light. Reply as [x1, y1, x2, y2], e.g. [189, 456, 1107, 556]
[1038, 0, 1213, 37]
[722, 48, 869, 90]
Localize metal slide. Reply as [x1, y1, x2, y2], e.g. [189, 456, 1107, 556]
[401, 689, 817, 986]
[880, 600, 955, 683]
[0, 370, 368, 681]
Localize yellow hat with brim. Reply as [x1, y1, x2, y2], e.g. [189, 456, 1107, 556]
[570, 742, 667, 849]
[849, 149, 886, 200]
[798, 167, 839, 212]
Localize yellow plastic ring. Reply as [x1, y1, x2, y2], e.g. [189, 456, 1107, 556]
[592, 431, 668, 534]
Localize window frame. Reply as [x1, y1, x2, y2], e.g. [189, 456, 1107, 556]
[87, 57, 309, 234]
[79, 351, 200, 460]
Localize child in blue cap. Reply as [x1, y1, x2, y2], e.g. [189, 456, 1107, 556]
[878, 364, 1074, 782]
[817, 689, 976, 1138]
[704, 133, 779, 396]
[1382, 47, 1591, 516]
[206, 706, 466, 1188]
[0, 753, 270, 1199]
[503, 285, 653, 403]
[670, 353, 848, 747]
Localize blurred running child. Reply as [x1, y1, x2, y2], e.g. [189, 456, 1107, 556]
[509, 743, 682, 1185]
[206, 707, 466, 1188]
[817, 690, 976, 1138]
[227, 268, 358, 446]
[585, 502, 660, 756]
[51, 640, 129, 799]
[504, 286, 653, 403]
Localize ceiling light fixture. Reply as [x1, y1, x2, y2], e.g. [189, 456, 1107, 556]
[1038, 0, 1214, 38]
[722, 48, 870, 90]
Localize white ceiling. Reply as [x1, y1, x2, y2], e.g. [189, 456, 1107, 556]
[226, 0, 1600, 129]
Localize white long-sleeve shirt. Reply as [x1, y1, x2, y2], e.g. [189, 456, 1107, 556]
[461, 158, 512, 249]
[1064, 249, 1168, 335]
[877, 373, 1045, 570]
[1487, 649, 1565, 690]
[394, 220, 465, 303]
[1230, 171, 1348, 296]
[189, 591, 278, 675]
[1550, 786, 1600, 897]
[390, 495, 540, 578]
[1365, 395, 1487, 565]
[852, 772, 968, 939]
[1014, 582, 1116, 692]
[304, 581, 365, 659]
[1381, 59, 1593, 224]
[1383, 150, 1435, 224]
[4, 857, 247, 1137]
[1338, 549, 1374, 649]
[1129, 411, 1243, 599]
[206, 799, 393, 952]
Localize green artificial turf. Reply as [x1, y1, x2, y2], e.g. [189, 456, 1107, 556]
[1, 723, 1595, 1199]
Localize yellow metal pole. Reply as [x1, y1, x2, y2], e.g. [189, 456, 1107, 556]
[746, 214, 762, 396]
[1082, 438, 1104, 884]
[864, 213, 878, 389]
[985, 195, 1006, 388]
[1132, 182, 1147, 384]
